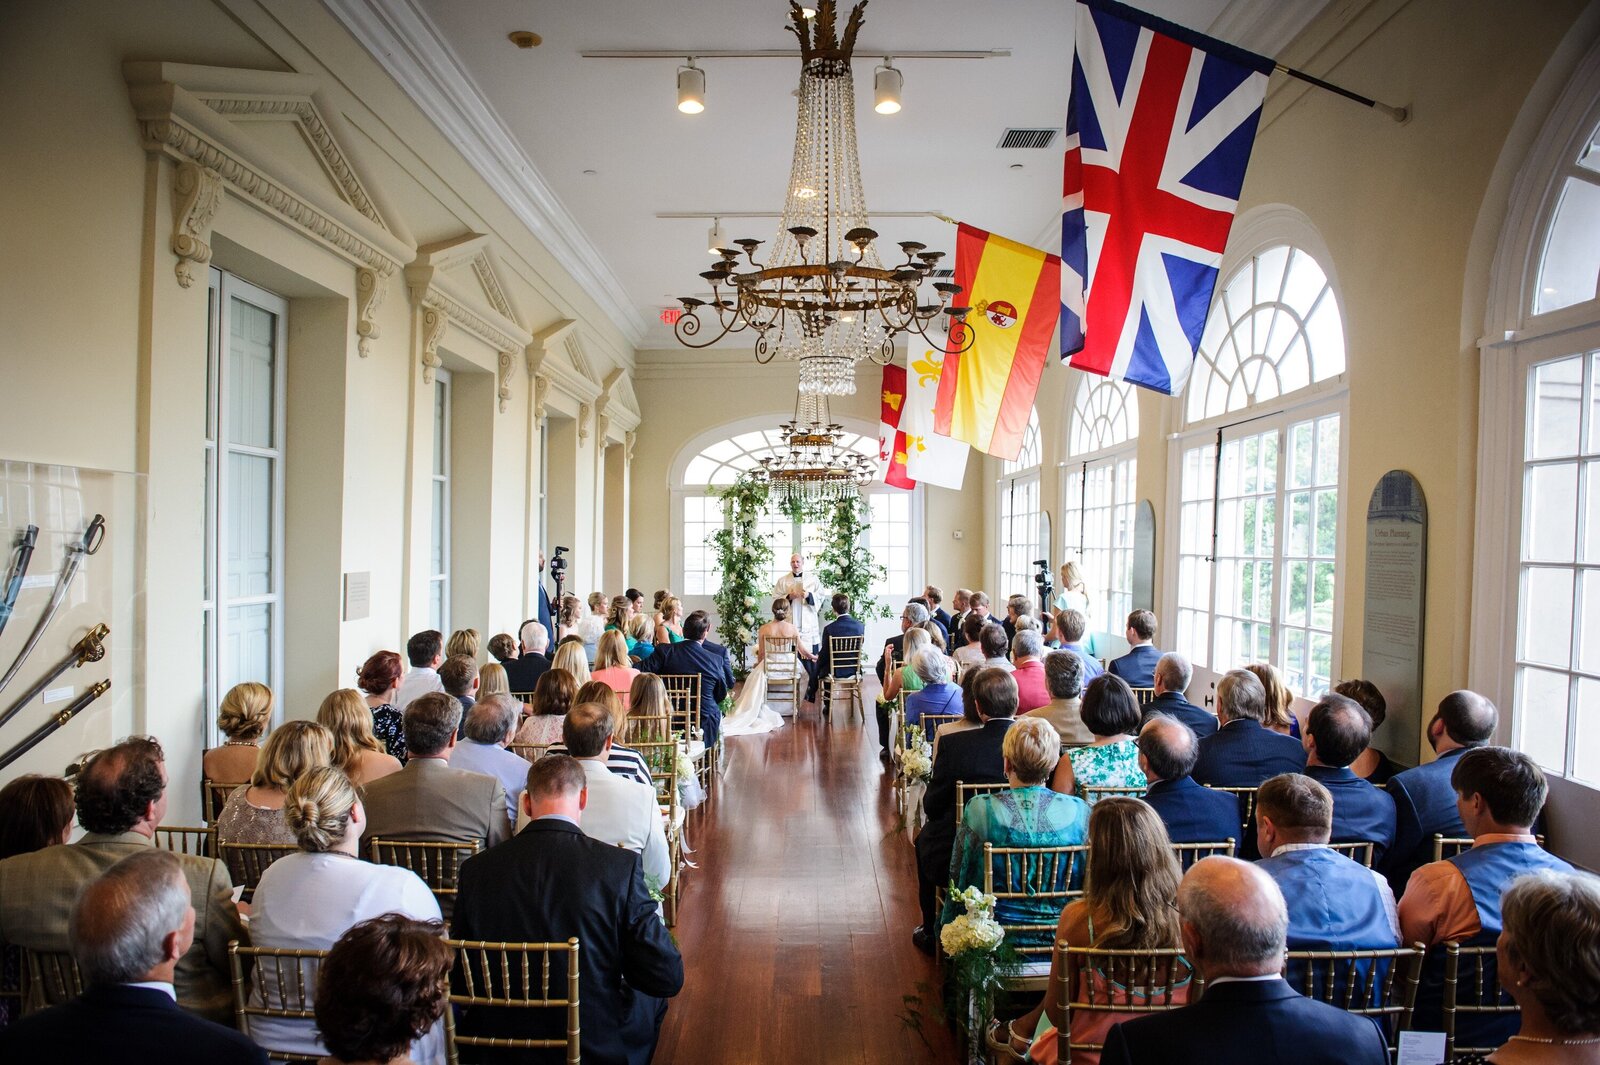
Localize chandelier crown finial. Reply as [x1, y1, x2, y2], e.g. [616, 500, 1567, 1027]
[787, 0, 867, 72]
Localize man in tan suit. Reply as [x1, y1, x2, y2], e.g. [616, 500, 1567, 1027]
[0, 737, 245, 1023]
[362, 692, 512, 856]
[1023, 650, 1092, 745]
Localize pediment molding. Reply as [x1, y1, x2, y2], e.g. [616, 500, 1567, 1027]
[527, 319, 602, 412]
[407, 237, 533, 368]
[596, 367, 641, 438]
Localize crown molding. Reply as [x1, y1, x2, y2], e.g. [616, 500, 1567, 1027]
[1206, 0, 1336, 59]
[321, 0, 649, 349]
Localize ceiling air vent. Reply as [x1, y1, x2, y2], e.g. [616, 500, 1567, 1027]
[997, 127, 1058, 149]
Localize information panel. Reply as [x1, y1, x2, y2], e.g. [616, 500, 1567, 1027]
[1362, 470, 1428, 765]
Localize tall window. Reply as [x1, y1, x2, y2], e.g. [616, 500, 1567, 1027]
[203, 269, 286, 721]
[998, 410, 1042, 599]
[428, 370, 451, 632]
[1174, 245, 1345, 695]
[1062, 377, 1139, 633]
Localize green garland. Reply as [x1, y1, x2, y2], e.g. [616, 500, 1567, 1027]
[810, 493, 891, 621]
[708, 475, 773, 679]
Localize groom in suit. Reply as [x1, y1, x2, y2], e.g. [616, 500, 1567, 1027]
[641, 610, 734, 745]
[808, 593, 864, 714]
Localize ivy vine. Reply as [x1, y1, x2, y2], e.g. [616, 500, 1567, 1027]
[708, 474, 773, 679]
[809, 493, 891, 622]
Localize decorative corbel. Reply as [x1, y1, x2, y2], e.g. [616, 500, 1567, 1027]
[170, 161, 222, 289]
[624, 430, 637, 466]
[597, 411, 612, 442]
[420, 307, 447, 385]
[578, 402, 592, 442]
[497, 353, 514, 413]
[355, 268, 386, 357]
[533, 373, 550, 420]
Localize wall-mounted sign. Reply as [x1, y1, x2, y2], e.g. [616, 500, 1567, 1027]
[1362, 471, 1427, 766]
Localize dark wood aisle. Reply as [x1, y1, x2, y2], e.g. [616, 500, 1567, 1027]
[652, 699, 958, 1062]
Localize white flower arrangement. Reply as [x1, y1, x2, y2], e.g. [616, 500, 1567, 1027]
[902, 742, 933, 783]
[744, 595, 756, 607]
[675, 748, 694, 782]
[940, 887, 1005, 957]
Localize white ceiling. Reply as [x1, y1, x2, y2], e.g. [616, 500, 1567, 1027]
[363, 0, 1329, 349]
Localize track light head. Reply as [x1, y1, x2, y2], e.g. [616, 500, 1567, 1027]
[874, 59, 902, 114]
[677, 59, 705, 114]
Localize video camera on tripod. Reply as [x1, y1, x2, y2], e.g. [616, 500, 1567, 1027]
[549, 545, 570, 600]
[1033, 559, 1053, 618]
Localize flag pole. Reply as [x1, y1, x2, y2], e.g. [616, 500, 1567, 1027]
[1273, 63, 1409, 123]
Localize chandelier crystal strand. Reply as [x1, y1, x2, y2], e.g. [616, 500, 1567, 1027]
[751, 390, 875, 503]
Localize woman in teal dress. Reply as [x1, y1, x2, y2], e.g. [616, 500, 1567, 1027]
[942, 717, 1091, 946]
[1051, 673, 1144, 800]
[655, 595, 686, 645]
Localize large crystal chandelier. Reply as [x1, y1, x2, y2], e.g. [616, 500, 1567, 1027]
[671, 0, 970, 395]
[752, 392, 876, 503]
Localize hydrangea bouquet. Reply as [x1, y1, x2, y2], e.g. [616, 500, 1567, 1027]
[940, 885, 1021, 1046]
[902, 741, 933, 784]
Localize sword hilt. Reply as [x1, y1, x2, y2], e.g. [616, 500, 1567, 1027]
[74, 623, 110, 667]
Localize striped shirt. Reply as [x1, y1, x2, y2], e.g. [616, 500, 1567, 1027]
[544, 741, 652, 787]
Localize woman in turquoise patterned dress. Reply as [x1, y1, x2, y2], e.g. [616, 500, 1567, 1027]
[1050, 674, 1144, 800]
[941, 717, 1091, 946]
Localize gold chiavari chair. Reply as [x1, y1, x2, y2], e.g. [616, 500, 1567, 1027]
[761, 635, 802, 713]
[228, 942, 327, 1062]
[1203, 785, 1260, 838]
[1129, 687, 1158, 709]
[1170, 839, 1236, 870]
[154, 825, 216, 859]
[981, 843, 1091, 988]
[821, 634, 866, 722]
[508, 743, 551, 763]
[659, 674, 714, 798]
[630, 737, 683, 927]
[1328, 840, 1377, 867]
[202, 779, 243, 824]
[447, 938, 581, 1065]
[1432, 833, 1546, 862]
[621, 711, 673, 746]
[21, 950, 82, 1014]
[1443, 942, 1520, 1060]
[509, 690, 536, 705]
[218, 841, 298, 903]
[918, 712, 962, 749]
[1052, 947, 1198, 1063]
[1284, 944, 1424, 1044]
[955, 781, 1011, 824]
[370, 839, 482, 920]
[1082, 784, 1147, 805]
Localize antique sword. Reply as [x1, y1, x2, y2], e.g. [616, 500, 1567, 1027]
[0, 679, 111, 772]
[0, 622, 109, 734]
[0, 524, 39, 641]
[0, 514, 105, 698]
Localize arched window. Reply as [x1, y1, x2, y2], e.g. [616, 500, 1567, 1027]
[1172, 244, 1346, 696]
[1063, 377, 1139, 635]
[998, 409, 1042, 600]
[1534, 129, 1600, 314]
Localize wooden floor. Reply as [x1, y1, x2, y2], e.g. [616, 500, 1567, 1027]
[653, 694, 958, 1062]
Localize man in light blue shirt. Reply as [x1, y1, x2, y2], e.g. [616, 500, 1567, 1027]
[448, 695, 532, 821]
[1053, 609, 1103, 681]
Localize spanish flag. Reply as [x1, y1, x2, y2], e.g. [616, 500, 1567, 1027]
[933, 224, 1061, 461]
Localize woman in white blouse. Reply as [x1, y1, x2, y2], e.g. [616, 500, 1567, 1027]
[248, 766, 444, 1064]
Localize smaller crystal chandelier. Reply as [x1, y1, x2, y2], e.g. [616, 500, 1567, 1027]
[752, 392, 876, 503]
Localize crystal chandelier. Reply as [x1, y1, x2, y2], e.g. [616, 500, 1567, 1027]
[752, 392, 876, 503]
[671, 0, 971, 395]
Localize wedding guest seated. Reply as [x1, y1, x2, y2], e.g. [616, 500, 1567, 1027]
[503, 619, 550, 697]
[1054, 609, 1104, 682]
[556, 594, 584, 644]
[1011, 629, 1050, 713]
[948, 588, 974, 648]
[1050, 674, 1144, 800]
[548, 702, 671, 893]
[1191, 669, 1307, 788]
[446, 628, 480, 662]
[0, 738, 244, 1022]
[605, 594, 631, 635]
[913, 668, 1017, 954]
[317, 689, 402, 789]
[451, 757, 684, 1065]
[1143, 653, 1217, 738]
[486, 632, 518, 668]
[1005, 799, 1189, 1064]
[882, 625, 932, 706]
[951, 612, 989, 675]
[1333, 679, 1406, 785]
[510, 668, 577, 747]
[358, 650, 408, 761]
[0, 851, 266, 1064]
[1002, 593, 1031, 644]
[439, 653, 479, 721]
[904, 648, 961, 730]
[551, 639, 592, 687]
[925, 584, 952, 631]
[1401, 747, 1572, 1046]
[625, 587, 645, 615]
[216, 720, 335, 882]
[1099, 857, 1391, 1065]
[655, 594, 686, 645]
[1302, 693, 1397, 864]
[592, 630, 641, 708]
[361, 693, 512, 854]
[942, 717, 1089, 941]
[640, 610, 732, 745]
[313, 915, 452, 1065]
[624, 612, 655, 660]
[1137, 716, 1242, 845]
[931, 664, 988, 754]
[1451, 870, 1600, 1065]
[1107, 610, 1162, 689]
[478, 662, 509, 702]
[579, 591, 609, 660]
[450, 696, 534, 821]
[545, 682, 652, 786]
[396, 630, 445, 712]
[0, 775, 74, 1027]
[1245, 661, 1301, 738]
[1383, 690, 1498, 890]
[249, 767, 443, 1062]
[878, 601, 931, 685]
[979, 621, 1014, 673]
[1255, 774, 1398, 994]
[1024, 650, 1092, 745]
[202, 681, 272, 787]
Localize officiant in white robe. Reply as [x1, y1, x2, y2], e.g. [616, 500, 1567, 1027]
[777, 554, 822, 669]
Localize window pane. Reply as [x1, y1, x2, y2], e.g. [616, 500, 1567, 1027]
[1572, 677, 1600, 787]
[432, 380, 448, 476]
[1529, 356, 1583, 459]
[1524, 463, 1578, 562]
[429, 578, 446, 633]
[1316, 416, 1340, 485]
[224, 602, 272, 690]
[1520, 567, 1575, 667]
[430, 479, 447, 575]
[1535, 175, 1600, 314]
[227, 297, 277, 448]
[1518, 667, 1570, 773]
[225, 452, 273, 599]
[1581, 571, 1600, 675]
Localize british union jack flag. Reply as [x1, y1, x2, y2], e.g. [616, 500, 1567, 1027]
[1061, 0, 1273, 396]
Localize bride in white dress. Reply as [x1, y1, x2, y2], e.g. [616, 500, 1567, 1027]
[723, 593, 814, 736]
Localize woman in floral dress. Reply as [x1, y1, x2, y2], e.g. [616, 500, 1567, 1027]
[1050, 674, 1144, 800]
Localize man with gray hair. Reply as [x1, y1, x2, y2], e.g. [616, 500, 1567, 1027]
[1144, 652, 1217, 738]
[0, 850, 266, 1062]
[1024, 650, 1092, 744]
[449, 694, 533, 820]
[505, 619, 551, 698]
[1138, 715, 1242, 844]
[878, 600, 932, 685]
[1099, 857, 1390, 1065]
[1009, 629, 1049, 713]
[904, 647, 961, 732]
[1192, 668, 1306, 788]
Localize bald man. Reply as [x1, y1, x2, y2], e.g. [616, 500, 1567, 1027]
[1381, 690, 1498, 890]
[1100, 857, 1390, 1065]
[1137, 716, 1242, 845]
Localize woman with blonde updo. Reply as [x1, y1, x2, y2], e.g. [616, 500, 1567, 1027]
[655, 596, 685, 646]
[215, 720, 335, 882]
[445, 628, 480, 663]
[203, 681, 273, 786]
[248, 766, 443, 1063]
[316, 689, 402, 788]
[477, 661, 509, 701]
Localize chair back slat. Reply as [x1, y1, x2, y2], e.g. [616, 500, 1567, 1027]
[955, 781, 1011, 824]
[918, 712, 962, 745]
[202, 779, 242, 824]
[447, 938, 582, 1064]
[1170, 839, 1236, 870]
[22, 950, 82, 1014]
[1444, 941, 1519, 1059]
[370, 839, 482, 903]
[1129, 687, 1157, 708]
[1327, 840, 1377, 867]
[229, 941, 327, 1062]
[508, 743, 550, 763]
[762, 637, 801, 682]
[826, 635, 865, 676]
[1285, 945, 1424, 1042]
[1431, 833, 1546, 863]
[622, 712, 674, 745]
[218, 841, 299, 902]
[1057, 947, 1199, 1062]
[1082, 785, 1147, 805]
[155, 825, 216, 859]
[982, 843, 1090, 963]
[659, 675, 703, 741]
[1203, 784, 1259, 836]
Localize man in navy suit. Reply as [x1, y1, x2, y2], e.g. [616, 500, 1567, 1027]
[1107, 609, 1162, 689]
[924, 584, 953, 633]
[808, 593, 864, 712]
[1192, 669, 1307, 788]
[1137, 715, 1243, 845]
[534, 547, 553, 636]
[1142, 653, 1216, 738]
[640, 610, 733, 745]
[1303, 693, 1397, 864]
[1381, 690, 1497, 891]
[452, 756, 684, 1065]
[877, 600, 930, 684]
[0, 850, 266, 1064]
[1099, 857, 1390, 1065]
[503, 619, 550, 699]
[912, 668, 1016, 953]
